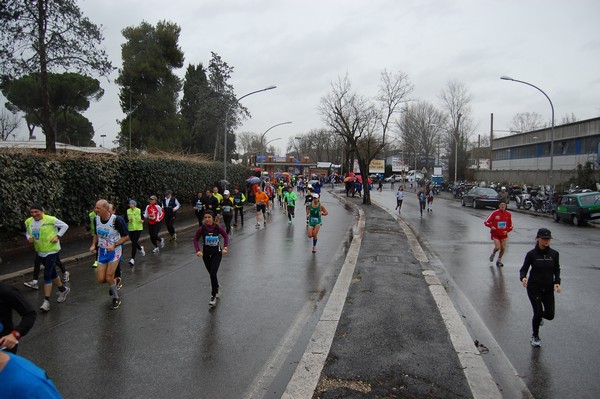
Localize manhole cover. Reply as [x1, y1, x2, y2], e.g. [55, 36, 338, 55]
[376, 255, 400, 263]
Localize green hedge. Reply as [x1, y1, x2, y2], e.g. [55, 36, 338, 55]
[0, 152, 249, 234]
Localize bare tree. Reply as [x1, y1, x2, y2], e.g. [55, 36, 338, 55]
[319, 71, 412, 204]
[439, 80, 476, 181]
[0, 109, 21, 141]
[560, 112, 577, 125]
[508, 112, 545, 133]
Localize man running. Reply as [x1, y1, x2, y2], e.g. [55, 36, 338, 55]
[395, 186, 405, 214]
[90, 199, 129, 309]
[24, 204, 70, 312]
[307, 193, 328, 253]
[484, 201, 513, 267]
[283, 185, 297, 224]
[254, 187, 270, 228]
[144, 196, 165, 253]
[233, 187, 246, 227]
[162, 190, 180, 241]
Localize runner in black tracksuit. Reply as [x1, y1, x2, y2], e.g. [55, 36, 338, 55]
[519, 228, 561, 347]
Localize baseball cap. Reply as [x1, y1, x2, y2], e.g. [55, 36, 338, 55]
[224, 190, 230, 195]
[149, 195, 157, 200]
[312, 193, 319, 199]
[536, 228, 553, 239]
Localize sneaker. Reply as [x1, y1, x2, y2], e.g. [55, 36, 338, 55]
[216, 285, 221, 298]
[209, 296, 217, 307]
[288, 220, 292, 224]
[109, 297, 122, 310]
[496, 260, 504, 267]
[24, 280, 39, 290]
[40, 300, 50, 312]
[62, 271, 70, 283]
[312, 246, 317, 253]
[140, 246, 146, 256]
[530, 335, 541, 347]
[172, 233, 177, 241]
[160, 238, 165, 248]
[115, 277, 123, 290]
[57, 286, 70, 303]
[489, 253, 495, 262]
[129, 258, 135, 266]
[255, 223, 260, 229]
[92, 260, 98, 268]
[152, 247, 160, 254]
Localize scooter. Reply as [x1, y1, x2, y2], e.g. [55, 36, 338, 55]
[515, 193, 532, 210]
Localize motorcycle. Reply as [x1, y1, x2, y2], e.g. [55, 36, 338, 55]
[515, 192, 532, 210]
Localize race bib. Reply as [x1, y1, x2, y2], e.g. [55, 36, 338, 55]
[497, 221, 507, 229]
[205, 235, 219, 247]
[223, 205, 232, 212]
[310, 217, 320, 224]
[234, 198, 241, 204]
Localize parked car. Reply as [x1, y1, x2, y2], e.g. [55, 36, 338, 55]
[552, 191, 600, 226]
[384, 174, 401, 183]
[461, 187, 500, 209]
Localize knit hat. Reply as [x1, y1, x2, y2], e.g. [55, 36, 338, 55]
[30, 203, 44, 211]
[536, 228, 553, 239]
[129, 199, 137, 206]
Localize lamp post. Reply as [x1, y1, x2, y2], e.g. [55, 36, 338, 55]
[259, 121, 292, 168]
[500, 76, 554, 186]
[223, 85, 277, 182]
[454, 113, 462, 183]
[128, 90, 132, 152]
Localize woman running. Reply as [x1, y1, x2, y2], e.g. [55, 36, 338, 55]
[126, 199, 145, 265]
[306, 193, 328, 253]
[194, 210, 229, 307]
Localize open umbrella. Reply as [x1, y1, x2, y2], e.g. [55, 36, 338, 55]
[344, 176, 356, 183]
[247, 176, 260, 184]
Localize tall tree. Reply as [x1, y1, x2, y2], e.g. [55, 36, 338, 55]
[319, 71, 412, 205]
[439, 80, 475, 181]
[116, 21, 184, 151]
[180, 63, 212, 154]
[0, 0, 112, 151]
[2, 72, 103, 146]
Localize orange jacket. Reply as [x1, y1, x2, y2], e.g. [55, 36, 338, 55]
[255, 191, 269, 205]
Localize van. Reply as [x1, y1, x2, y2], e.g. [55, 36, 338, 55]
[407, 170, 423, 183]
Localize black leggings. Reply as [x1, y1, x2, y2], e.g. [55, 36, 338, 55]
[202, 252, 222, 297]
[234, 207, 244, 225]
[223, 214, 233, 234]
[527, 286, 555, 336]
[148, 222, 162, 247]
[287, 206, 295, 221]
[33, 253, 65, 280]
[129, 230, 143, 259]
[195, 210, 204, 226]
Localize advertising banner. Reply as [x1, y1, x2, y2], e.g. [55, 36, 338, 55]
[369, 159, 385, 173]
[392, 157, 407, 172]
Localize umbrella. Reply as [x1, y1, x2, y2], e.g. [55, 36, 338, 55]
[247, 176, 260, 184]
[344, 176, 356, 183]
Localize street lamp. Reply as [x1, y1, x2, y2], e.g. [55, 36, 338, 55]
[128, 90, 132, 152]
[454, 113, 462, 183]
[500, 76, 555, 186]
[223, 85, 277, 182]
[259, 121, 292, 167]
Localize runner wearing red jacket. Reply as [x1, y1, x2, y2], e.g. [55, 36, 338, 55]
[484, 201, 513, 267]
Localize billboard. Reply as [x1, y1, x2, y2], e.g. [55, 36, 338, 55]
[369, 159, 385, 173]
[392, 157, 407, 172]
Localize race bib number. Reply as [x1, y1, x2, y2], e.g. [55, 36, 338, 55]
[204, 235, 219, 247]
[310, 217, 320, 224]
[31, 228, 41, 240]
[223, 205, 232, 212]
[234, 198, 241, 204]
[497, 221, 507, 229]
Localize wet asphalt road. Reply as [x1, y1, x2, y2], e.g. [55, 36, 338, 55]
[15, 192, 355, 399]
[370, 188, 600, 399]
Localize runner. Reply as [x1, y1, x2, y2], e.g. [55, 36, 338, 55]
[395, 185, 405, 214]
[306, 193, 328, 253]
[220, 190, 235, 235]
[90, 199, 129, 310]
[233, 187, 246, 227]
[297, 178, 305, 198]
[212, 186, 223, 223]
[519, 228, 561, 347]
[425, 184, 434, 212]
[264, 181, 275, 215]
[0, 351, 63, 398]
[162, 190, 180, 241]
[417, 187, 426, 217]
[143, 195, 165, 253]
[107, 203, 124, 291]
[24, 204, 70, 312]
[484, 200, 513, 267]
[126, 199, 145, 266]
[0, 281, 36, 354]
[277, 181, 285, 209]
[193, 210, 229, 307]
[283, 185, 297, 224]
[254, 187, 270, 228]
[24, 254, 68, 290]
[193, 191, 205, 226]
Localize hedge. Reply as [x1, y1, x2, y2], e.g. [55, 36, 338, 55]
[0, 152, 249, 235]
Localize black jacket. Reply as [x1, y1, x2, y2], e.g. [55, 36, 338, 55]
[0, 281, 36, 339]
[519, 245, 561, 289]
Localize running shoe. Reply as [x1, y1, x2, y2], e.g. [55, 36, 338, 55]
[216, 285, 221, 298]
[153, 247, 160, 254]
[530, 335, 541, 347]
[489, 253, 495, 262]
[40, 299, 50, 312]
[312, 246, 317, 253]
[160, 238, 165, 248]
[496, 260, 504, 267]
[140, 246, 146, 256]
[209, 296, 217, 307]
[129, 258, 135, 266]
[24, 280, 39, 290]
[288, 221, 292, 224]
[57, 286, 70, 303]
[115, 277, 123, 290]
[62, 271, 70, 283]
[109, 297, 122, 310]
[92, 260, 98, 268]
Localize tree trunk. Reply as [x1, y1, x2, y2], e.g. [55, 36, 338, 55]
[37, 0, 56, 152]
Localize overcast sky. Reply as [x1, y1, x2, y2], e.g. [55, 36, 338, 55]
[9, 0, 600, 154]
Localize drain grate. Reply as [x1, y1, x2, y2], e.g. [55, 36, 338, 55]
[376, 255, 400, 263]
